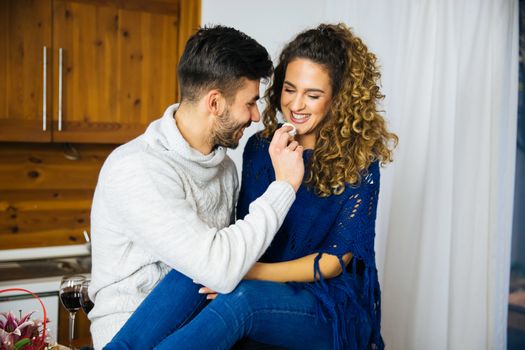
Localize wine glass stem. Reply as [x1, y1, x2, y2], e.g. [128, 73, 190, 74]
[69, 312, 76, 349]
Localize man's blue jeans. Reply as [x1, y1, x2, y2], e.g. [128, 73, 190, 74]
[105, 269, 332, 349]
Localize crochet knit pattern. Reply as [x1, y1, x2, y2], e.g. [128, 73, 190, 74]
[237, 133, 384, 350]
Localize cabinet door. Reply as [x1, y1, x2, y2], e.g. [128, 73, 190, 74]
[52, 0, 179, 143]
[0, 0, 53, 142]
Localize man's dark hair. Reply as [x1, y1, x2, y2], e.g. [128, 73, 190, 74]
[177, 25, 273, 103]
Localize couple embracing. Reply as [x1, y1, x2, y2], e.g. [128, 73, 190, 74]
[89, 23, 397, 350]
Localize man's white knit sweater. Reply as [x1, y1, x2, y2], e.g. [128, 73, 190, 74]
[88, 104, 295, 349]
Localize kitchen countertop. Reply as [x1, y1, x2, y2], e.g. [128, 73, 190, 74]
[0, 244, 90, 262]
[0, 256, 91, 282]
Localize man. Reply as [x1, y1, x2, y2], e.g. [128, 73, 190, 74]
[88, 25, 304, 349]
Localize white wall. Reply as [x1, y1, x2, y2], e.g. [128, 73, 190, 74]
[202, 0, 333, 177]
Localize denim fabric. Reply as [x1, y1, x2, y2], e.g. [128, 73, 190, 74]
[105, 269, 332, 350]
[105, 269, 208, 350]
[155, 279, 332, 350]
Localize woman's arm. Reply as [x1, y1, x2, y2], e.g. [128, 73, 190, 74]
[244, 252, 353, 283]
[200, 252, 353, 299]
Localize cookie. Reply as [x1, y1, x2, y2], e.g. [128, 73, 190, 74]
[282, 122, 297, 137]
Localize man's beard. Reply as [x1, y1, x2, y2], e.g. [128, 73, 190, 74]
[209, 107, 251, 149]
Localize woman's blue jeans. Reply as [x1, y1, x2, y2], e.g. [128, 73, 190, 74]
[105, 269, 332, 350]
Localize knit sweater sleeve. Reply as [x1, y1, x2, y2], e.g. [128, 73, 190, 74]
[99, 151, 294, 293]
[227, 155, 240, 225]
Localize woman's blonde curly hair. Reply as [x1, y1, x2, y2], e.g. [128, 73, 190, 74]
[261, 23, 398, 197]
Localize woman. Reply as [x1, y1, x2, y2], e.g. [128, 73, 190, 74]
[233, 23, 398, 349]
[107, 23, 397, 350]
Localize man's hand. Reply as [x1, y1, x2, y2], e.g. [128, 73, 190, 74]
[198, 287, 218, 300]
[269, 125, 304, 192]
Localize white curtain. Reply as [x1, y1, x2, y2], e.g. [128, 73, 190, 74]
[324, 0, 519, 349]
[204, 0, 518, 347]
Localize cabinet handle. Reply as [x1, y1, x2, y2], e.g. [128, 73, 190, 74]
[42, 46, 47, 131]
[58, 48, 63, 132]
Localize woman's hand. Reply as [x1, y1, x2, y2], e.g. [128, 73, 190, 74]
[269, 125, 305, 192]
[198, 286, 218, 300]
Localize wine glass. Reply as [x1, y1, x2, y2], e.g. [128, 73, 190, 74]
[80, 278, 94, 315]
[59, 275, 85, 349]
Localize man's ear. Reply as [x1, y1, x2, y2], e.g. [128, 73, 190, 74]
[204, 89, 226, 116]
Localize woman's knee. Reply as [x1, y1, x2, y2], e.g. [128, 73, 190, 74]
[213, 280, 303, 318]
[215, 281, 258, 307]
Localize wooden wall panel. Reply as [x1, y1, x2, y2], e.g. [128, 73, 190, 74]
[0, 143, 115, 249]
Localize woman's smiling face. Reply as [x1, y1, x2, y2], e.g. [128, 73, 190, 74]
[280, 58, 333, 149]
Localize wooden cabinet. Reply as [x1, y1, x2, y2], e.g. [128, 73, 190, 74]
[0, 0, 199, 250]
[0, 0, 200, 144]
[0, 0, 53, 142]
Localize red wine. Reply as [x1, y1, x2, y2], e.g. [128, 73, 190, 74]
[81, 299, 94, 314]
[60, 290, 81, 312]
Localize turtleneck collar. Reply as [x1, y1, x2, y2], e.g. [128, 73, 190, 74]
[143, 104, 227, 181]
